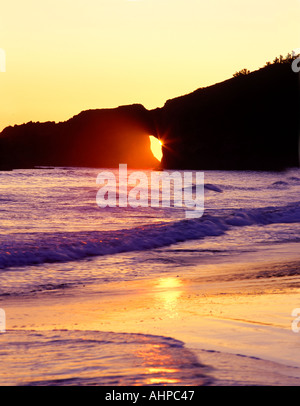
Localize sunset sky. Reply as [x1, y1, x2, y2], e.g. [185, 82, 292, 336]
[0, 0, 299, 131]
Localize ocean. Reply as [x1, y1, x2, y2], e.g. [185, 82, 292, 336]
[1, 167, 300, 386]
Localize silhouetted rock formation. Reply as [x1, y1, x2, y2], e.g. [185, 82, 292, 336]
[0, 62, 299, 171]
[0, 104, 158, 170]
[153, 63, 299, 170]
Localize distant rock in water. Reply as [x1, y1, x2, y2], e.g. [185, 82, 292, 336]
[204, 184, 223, 193]
[0, 63, 299, 171]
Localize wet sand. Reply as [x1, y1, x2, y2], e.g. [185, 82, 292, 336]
[2, 259, 300, 385]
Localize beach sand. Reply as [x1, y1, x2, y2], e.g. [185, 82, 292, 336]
[2, 257, 300, 386]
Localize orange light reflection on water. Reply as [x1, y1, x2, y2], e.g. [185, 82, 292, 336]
[133, 279, 186, 385]
[135, 342, 181, 385]
[147, 377, 180, 385]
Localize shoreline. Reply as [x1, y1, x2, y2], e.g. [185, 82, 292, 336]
[2, 257, 300, 385]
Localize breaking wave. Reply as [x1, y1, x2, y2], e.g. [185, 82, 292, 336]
[1, 202, 300, 270]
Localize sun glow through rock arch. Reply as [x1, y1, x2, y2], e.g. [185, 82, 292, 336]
[149, 136, 163, 162]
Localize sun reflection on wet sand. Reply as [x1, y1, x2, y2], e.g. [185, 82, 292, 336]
[154, 277, 184, 319]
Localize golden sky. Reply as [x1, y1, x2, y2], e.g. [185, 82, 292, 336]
[0, 0, 299, 131]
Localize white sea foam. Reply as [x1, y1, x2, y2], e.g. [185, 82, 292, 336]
[1, 201, 300, 270]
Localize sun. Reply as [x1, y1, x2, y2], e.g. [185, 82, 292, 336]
[149, 136, 163, 162]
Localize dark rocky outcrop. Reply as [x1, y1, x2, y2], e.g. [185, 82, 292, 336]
[0, 104, 158, 170]
[152, 63, 300, 170]
[0, 62, 299, 171]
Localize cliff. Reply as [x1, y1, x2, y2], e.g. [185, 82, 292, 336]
[0, 62, 299, 171]
[152, 62, 300, 170]
[0, 104, 158, 170]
